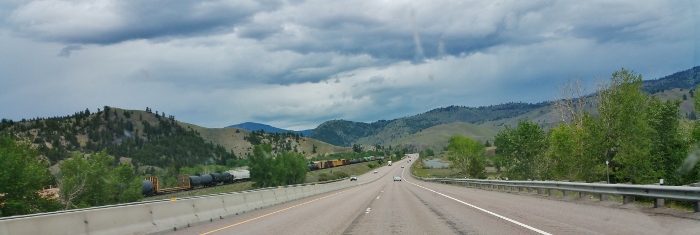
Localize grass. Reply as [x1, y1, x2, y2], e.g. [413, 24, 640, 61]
[144, 182, 254, 201]
[143, 161, 384, 201]
[305, 161, 382, 183]
[411, 154, 503, 179]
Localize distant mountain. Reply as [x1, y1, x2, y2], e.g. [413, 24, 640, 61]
[642, 66, 700, 94]
[308, 66, 700, 148]
[309, 102, 548, 147]
[228, 122, 313, 136]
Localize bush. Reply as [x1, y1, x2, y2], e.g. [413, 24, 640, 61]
[367, 163, 376, 169]
[318, 173, 330, 182]
[333, 171, 349, 179]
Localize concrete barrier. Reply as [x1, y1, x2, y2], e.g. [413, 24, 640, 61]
[0, 178, 358, 235]
[85, 204, 155, 235]
[150, 199, 199, 232]
[0, 210, 87, 235]
[244, 191, 265, 210]
[260, 190, 278, 207]
[193, 196, 227, 223]
[222, 193, 248, 215]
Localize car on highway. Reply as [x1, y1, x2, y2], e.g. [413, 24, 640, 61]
[393, 176, 401, 181]
[401, 166, 404, 168]
[373, 170, 378, 173]
[350, 175, 357, 181]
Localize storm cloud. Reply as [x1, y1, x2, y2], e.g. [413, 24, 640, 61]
[1, 0, 698, 130]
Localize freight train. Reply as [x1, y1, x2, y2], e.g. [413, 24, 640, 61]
[307, 156, 384, 171]
[142, 169, 250, 196]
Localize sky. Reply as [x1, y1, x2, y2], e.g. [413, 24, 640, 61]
[1, 0, 699, 130]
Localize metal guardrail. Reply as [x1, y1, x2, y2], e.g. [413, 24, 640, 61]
[412, 175, 700, 212]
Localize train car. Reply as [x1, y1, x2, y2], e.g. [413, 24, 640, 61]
[228, 170, 251, 182]
[221, 171, 234, 184]
[370, 156, 376, 161]
[308, 163, 319, 171]
[342, 159, 350, 165]
[323, 161, 333, 168]
[332, 159, 344, 167]
[209, 173, 228, 186]
[142, 179, 155, 196]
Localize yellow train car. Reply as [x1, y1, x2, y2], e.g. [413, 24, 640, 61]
[332, 159, 344, 167]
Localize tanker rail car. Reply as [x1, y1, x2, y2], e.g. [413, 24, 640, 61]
[142, 169, 251, 196]
[308, 156, 385, 172]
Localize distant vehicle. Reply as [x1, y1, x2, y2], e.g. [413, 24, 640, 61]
[393, 176, 401, 181]
[401, 166, 404, 168]
[388, 161, 392, 166]
[350, 175, 357, 181]
[374, 170, 378, 173]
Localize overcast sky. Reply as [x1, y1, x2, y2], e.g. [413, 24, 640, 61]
[1, 0, 698, 130]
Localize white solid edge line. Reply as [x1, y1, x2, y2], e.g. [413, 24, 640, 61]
[402, 170, 551, 235]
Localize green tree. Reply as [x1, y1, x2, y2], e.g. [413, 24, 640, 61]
[597, 69, 656, 184]
[273, 152, 308, 186]
[59, 150, 142, 209]
[352, 144, 362, 153]
[447, 135, 486, 178]
[249, 144, 275, 188]
[646, 97, 688, 185]
[494, 121, 548, 180]
[0, 136, 61, 217]
[249, 144, 308, 187]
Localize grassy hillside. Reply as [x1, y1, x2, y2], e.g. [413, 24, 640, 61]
[357, 122, 499, 152]
[0, 107, 348, 173]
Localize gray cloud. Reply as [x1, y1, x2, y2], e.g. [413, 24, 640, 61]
[57, 45, 82, 57]
[0, 0, 698, 130]
[7, 0, 283, 44]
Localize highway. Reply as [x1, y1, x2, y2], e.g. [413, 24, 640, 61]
[163, 158, 700, 235]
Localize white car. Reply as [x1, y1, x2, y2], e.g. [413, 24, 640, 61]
[393, 176, 401, 181]
[401, 166, 404, 168]
[374, 170, 378, 173]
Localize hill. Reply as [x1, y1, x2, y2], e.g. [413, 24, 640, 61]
[227, 122, 313, 136]
[355, 122, 499, 152]
[308, 66, 700, 147]
[308, 102, 547, 147]
[0, 107, 347, 171]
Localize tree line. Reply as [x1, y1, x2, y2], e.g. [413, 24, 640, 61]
[493, 69, 700, 185]
[1, 136, 142, 217]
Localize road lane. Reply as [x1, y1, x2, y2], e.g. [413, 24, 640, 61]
[165, 160, 404, 235]
[161, 157, 700, 235]
[401, 161, 700, 234]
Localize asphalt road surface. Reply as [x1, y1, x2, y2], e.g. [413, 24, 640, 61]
[164, 158, 700, 235]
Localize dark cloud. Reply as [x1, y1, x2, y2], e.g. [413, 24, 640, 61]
[8, 0, 284, 45]
[57, 45, 83, 57]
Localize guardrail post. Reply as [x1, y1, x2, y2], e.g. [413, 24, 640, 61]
[548, 189, 553, 197]
[527, 188, 532, 193]
[563, 190, 569, 197]
[599, 194, 606, 201]
[694, 202, 700, 212]
[623, 195, 635, 204]
[579, 192, 586, 199]
[537, 188, 543, 194]
[653, 198, 664, 208]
